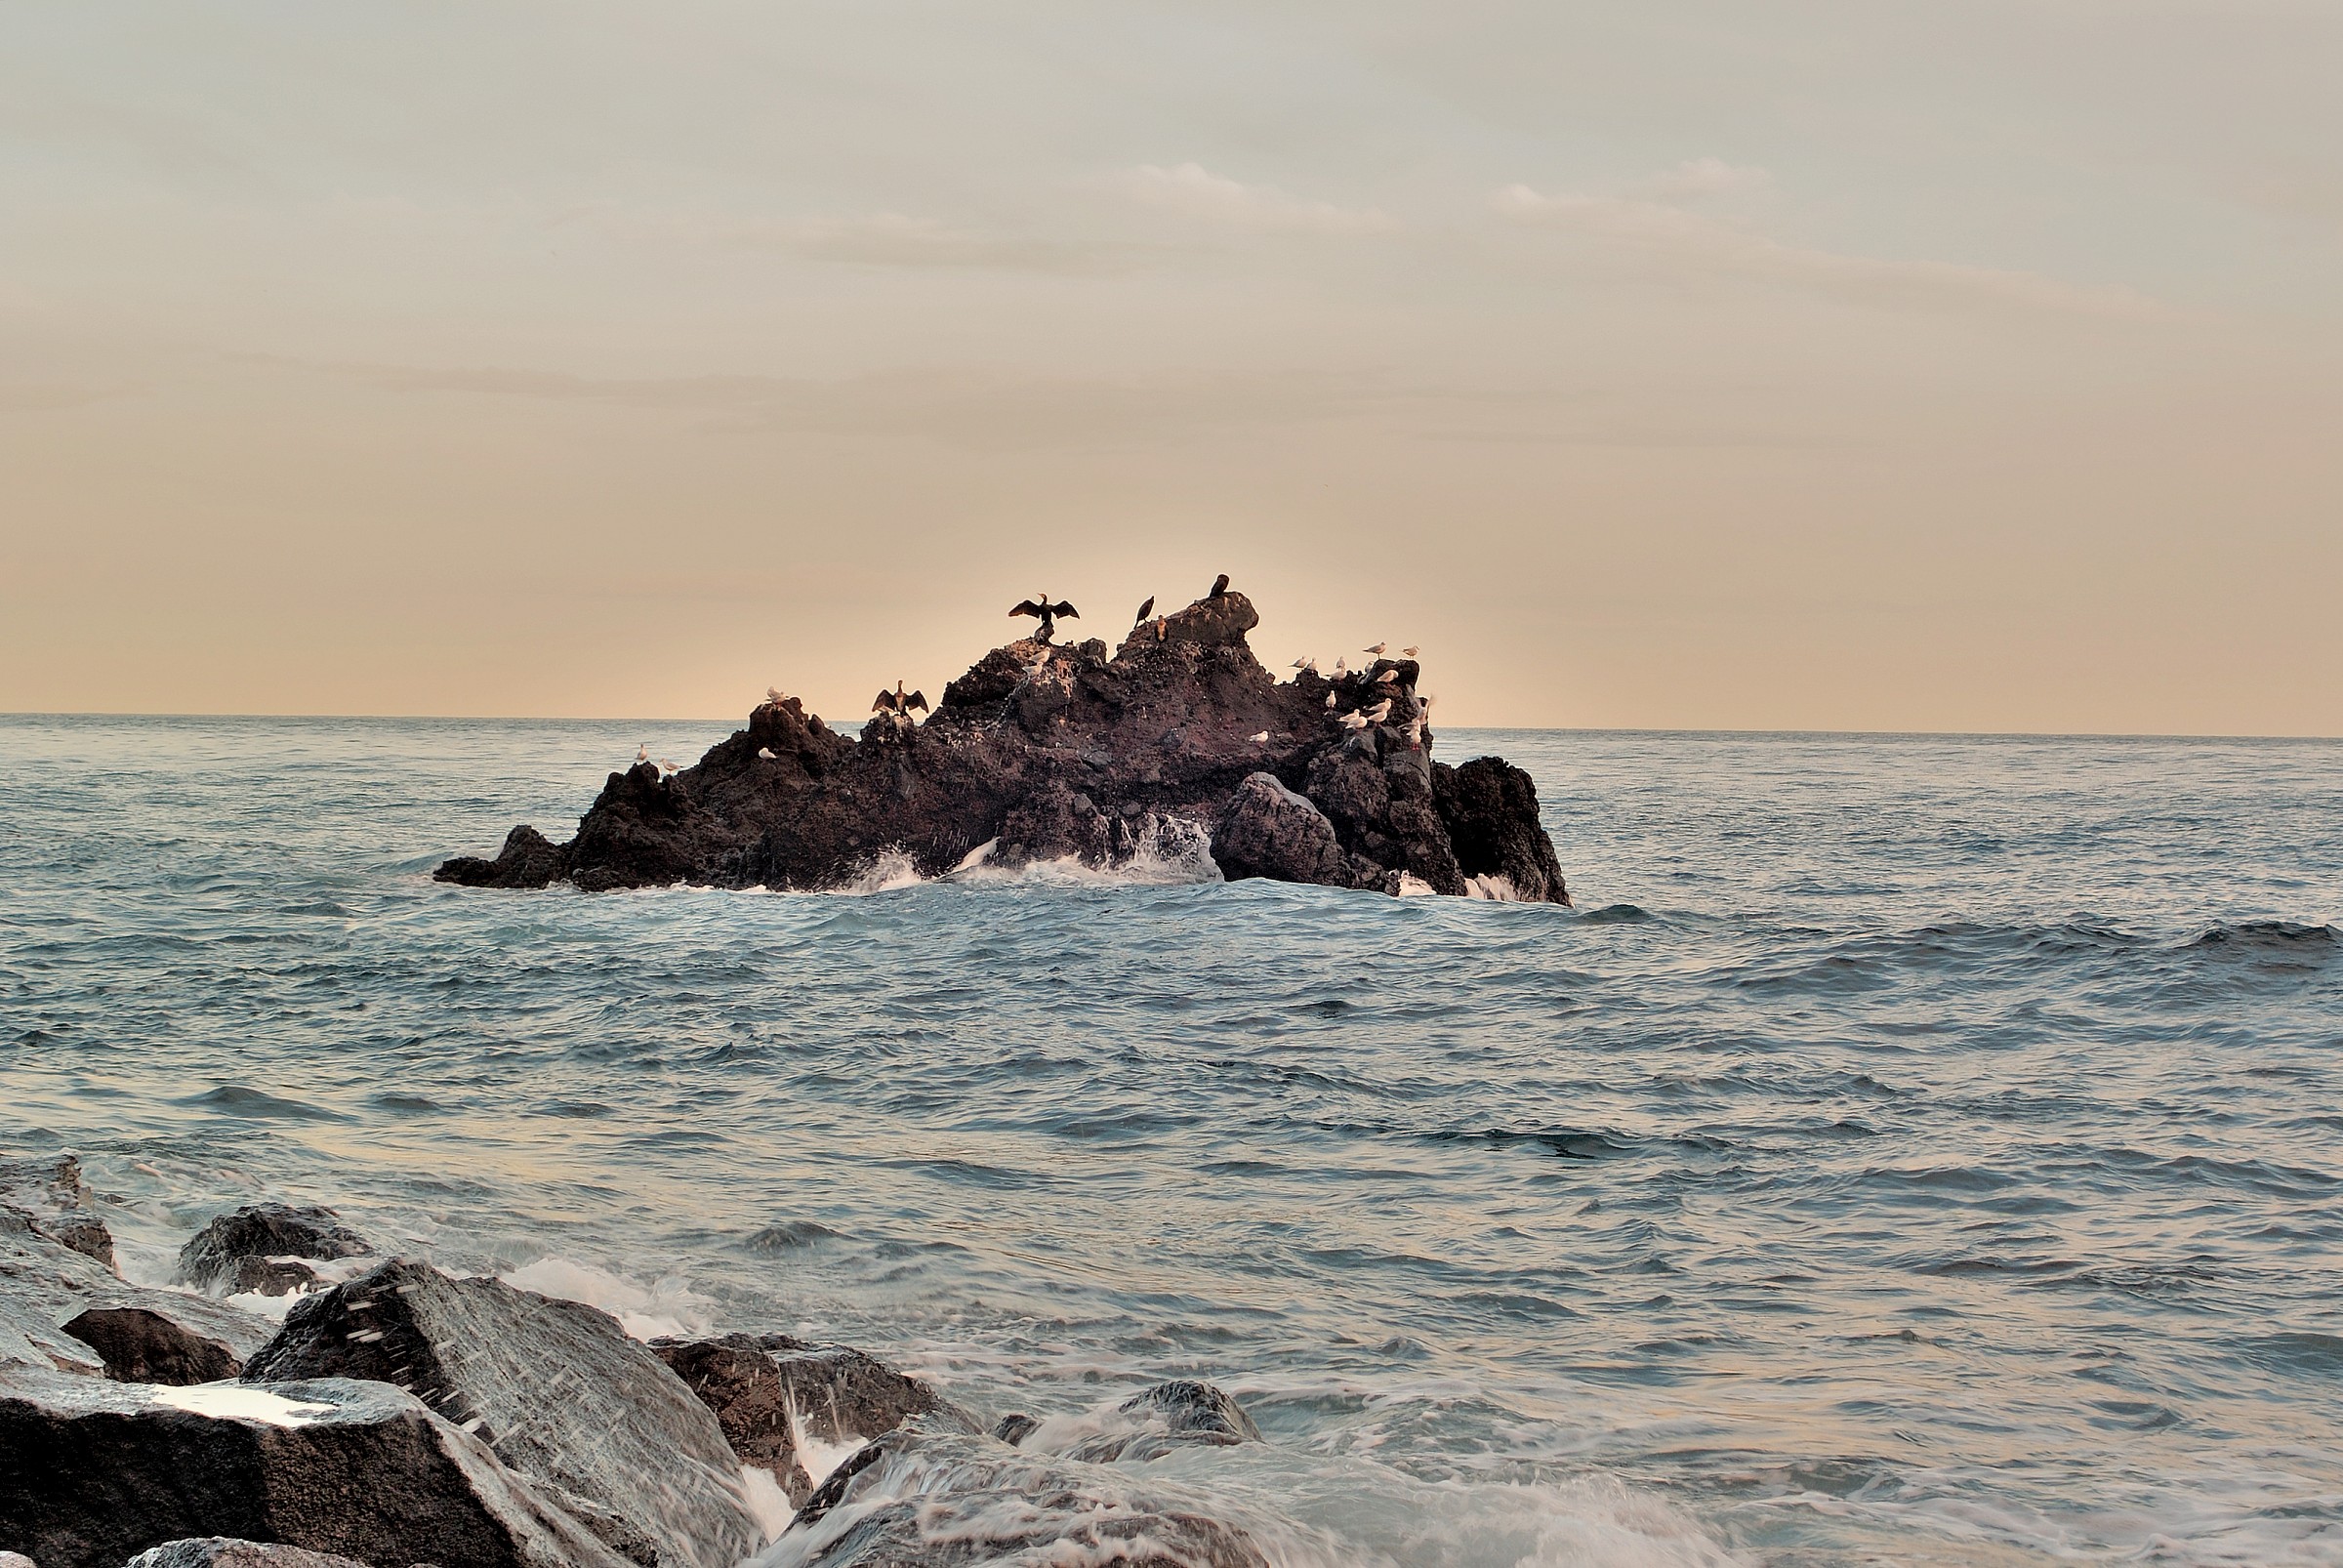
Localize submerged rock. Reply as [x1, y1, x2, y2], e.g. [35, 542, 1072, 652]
[240, 1259, 760, 1568]
[1, 1209, 270, 1381]
[771, 1422, 1269, 1568]
[652, 1335, 979, 1506]
[435, 589, 1567, 903]
[1061, 1380, 1264, 1465]
[177, 1204, 375, 1300]
[124, 1541, 372, 1568]
[0, 1368, 631, 1568]
[0, 1153, 116, 1270]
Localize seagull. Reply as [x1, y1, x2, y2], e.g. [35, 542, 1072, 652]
[1337, 711, 1370, 730]
[1403, 719, 1423, 748]
[1292, 655, 1316, 673]
[1009, 595, 1079, 644]
[1325, 690, 1338, 709]
[1401, 646, 1419, 658]
[872, 681, 927, 718]
[1376, 668, 1401, 684]
[757, 747, 777, 761]
[658, 759, 677, 774]
[1333, 657, 1348, 677]
[766, 685, 784, 705]
[1363, 698, 1394, 723]
[1209, 573, 1231, 598]
[1134, 596, 1155, 624]
[1250, 730, 1269, 743]
[635, 744, 648, 763]
[1363, 641, 1386, 656]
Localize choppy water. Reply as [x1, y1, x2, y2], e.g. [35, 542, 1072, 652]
[3, 715, 2340, 1567]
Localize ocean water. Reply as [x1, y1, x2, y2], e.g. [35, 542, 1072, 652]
[3, 715, 2339, 1567]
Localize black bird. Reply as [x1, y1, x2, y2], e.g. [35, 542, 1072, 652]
[871, 681, 928, 718]
[1209, 573, 1230, 598]
[1133, 596, 1155, 624]
[1009, 595, 1079, 643]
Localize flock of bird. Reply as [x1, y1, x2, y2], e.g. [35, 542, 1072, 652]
[644, 573, 1427, 772]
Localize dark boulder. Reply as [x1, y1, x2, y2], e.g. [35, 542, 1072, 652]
[1062, 1380, 1263, 1465]
[433, 590, 1568, 903]
[0, 1368, 631, 1568]
[1433, 756, 1572, 904]
[62, 1308, 241, 1386]
[0, 1153, 116, 1270]
[988, 1413, 1037, 1447]
[651, 1335, 978, 1506]
[784, 1423, 1268, 1568]
[177, 1205, 376, 1300]
[2, 1211, 271, 1380]
[124, 1539, 373, 1568]
[240, 1260, 758, 1568]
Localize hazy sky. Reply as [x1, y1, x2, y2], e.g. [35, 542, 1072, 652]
[3, 2, 2338, 732]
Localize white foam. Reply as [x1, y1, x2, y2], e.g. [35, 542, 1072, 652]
[154, 1383, 336, 1427]
[225, 1286, 308, 1322]
[1465, 873, 1527, 902]
[499, 1256, 706, 1341]
[1396, 872, 1439, 896]
[789, 1398, 870, 1491]
[740, 1464, 796, 1545]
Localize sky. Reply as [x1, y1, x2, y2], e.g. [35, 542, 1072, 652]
[2, 1, 2338, 733]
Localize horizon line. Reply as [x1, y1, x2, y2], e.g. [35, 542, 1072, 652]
[3, 710, 2336, 745]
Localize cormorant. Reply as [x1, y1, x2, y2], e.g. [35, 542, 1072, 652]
[872, 681, 928, 718]
[1134, 596, 1155, 624]
[1209, 573, 1230, 598]
[1010, 595, 1079, 643]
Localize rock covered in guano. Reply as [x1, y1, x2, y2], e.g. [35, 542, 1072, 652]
[435, 587, 1568, 903]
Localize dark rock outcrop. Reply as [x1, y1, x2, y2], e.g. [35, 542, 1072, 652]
[651, 1334, 978, 1506]
[0, 1368, 631, 1568]
[783, 1422, 1269, 1568]
[2, 1208, 271, 1381]
[239, 1260, 759, 1568]
[1434, 756, 1573, 903]
[1, 1153, 116, 1270]
[1061, 1380, 1264, 1465]
[61, 1307, 242, 1386]
[177, 1205, 375, 1300]
[124, 1539, 373, 1568]
[435, 590, 1567, 903]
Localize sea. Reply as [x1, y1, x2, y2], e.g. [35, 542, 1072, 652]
[2, 715, 2338, 1567]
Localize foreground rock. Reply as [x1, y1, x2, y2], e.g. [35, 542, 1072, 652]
[242, 1259, 760, 1568]
[2, 1208, 270, 1382]
[125, 1540, 372, 1568]
[0, 1368, 630, 1568]
[177, 1204, 375, 1299]
[436, 588, 1567, 903]
[1061, 1380, 1263, 1465]
[768, 1421, 1268, 1568]
[0, 1152, 116, 1269]
[653, 1335, 979, 1506]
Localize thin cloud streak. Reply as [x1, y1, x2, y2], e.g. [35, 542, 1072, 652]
[1114, 163, 1395, 234]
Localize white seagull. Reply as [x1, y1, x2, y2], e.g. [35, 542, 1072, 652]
[1376, 668, 1401, 684]
[1402, 645, 1419, 658]
[1363, 698, 1394, 723]
[1325, 690, 1338, 709]
[1250, 730, 1270, 743]
[636, 744, 649, 763]
[1291, 655, 1316, 673]
[1333, 657, 1349, 677]
[1363, 641, 1386, 656]
[757, 747, 777, 761]
[1337, 711, 1371, 730]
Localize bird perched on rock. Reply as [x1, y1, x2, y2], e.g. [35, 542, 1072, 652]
[1363, 698, 1394, 723]
[1010, 595, 1079, 643]
[1333, 656, 1348, 677]
[1363, 641, 1386, 655]
[766, 685, 785, 705]
[1324, 690, 1338, 708]
[757, 746, 777, 761]
[1292, 655, 1316, 673]
[636, 744, 648, 763]
[658, 759, 677, 774]
[1402, 645, 1419, 658]
[1376, 667, 1401, 684]
[1134, 596, 1155, 624]
[1337, 711, 1371, 730]
[872, 681, 928, 720]
[1250, 730, 1269, 743]
[1210, 573, 1231, 598]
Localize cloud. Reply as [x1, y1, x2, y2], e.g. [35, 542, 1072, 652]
[1637, 158, 1772, 199]
[1113, 163, 1394, 234]
[758, 212, 1137, 274]
[1495, 181, 2160, 319]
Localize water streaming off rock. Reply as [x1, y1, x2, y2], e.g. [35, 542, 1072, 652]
[2, 716, 2338, 1566]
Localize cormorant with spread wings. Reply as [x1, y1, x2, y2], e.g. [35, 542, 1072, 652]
[1009, 595, 1079, 643]
[872, 681, 927, 718]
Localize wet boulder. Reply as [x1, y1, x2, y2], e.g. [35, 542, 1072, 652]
[0, 1152, 116, 1270]
[778, 1422, 1269, 1568]
[1062, 1380, 1264, 1465]
[652, 1335, 979, 1506]
[240, 1259, 759, 1568]
[1209, 774, 1360, 890]
[124, 1540, 372, 1568]
[1434, 756, 1571, 905]
[2, 1212, 270, 1381]
[0, 1368, 631, 1568]
[176, 1205, 375, 1300]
